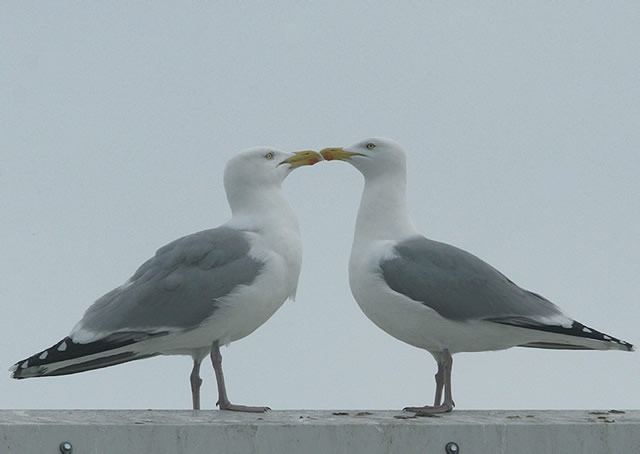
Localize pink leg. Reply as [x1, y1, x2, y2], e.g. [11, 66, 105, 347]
[433, 360, 445, 407]
[190, 357, 203, 410]
[210, 342, 269, 413]
[404, 350, 455, 415]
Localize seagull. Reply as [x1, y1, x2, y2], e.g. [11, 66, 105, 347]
[320, 138, 634, 415]
[10, 147, 322, 412]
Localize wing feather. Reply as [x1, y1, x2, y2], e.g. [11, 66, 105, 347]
[71, 226, 264, 338]
[380, 236, 566, 323]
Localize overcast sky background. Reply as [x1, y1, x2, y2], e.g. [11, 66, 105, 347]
[2, 3, 639, 411]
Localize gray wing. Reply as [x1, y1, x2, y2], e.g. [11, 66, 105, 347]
[76, 226, 263, 334]
[380, 236, 565, 323]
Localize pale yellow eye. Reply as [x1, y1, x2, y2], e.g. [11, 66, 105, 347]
[366, 143, 376, 150]
[265, 152, 274, 160]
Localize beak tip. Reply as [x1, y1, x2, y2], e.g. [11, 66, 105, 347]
[282, 150, 323, 168]
[319, 150, 335, 161]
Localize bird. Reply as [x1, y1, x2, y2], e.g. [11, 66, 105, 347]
[10, 147, 322, 412]
[319, 137, 634, 415]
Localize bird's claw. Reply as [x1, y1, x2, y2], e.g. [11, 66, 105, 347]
[218, 401, 270, 413]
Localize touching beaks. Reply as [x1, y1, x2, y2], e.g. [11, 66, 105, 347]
[319, 147, 365, 161]
[278, 150, 323, 168]
[277, 147, 365, 168]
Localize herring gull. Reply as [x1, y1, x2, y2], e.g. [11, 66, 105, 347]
[320, 137, 634, 415]
[10, 147, 321, 412]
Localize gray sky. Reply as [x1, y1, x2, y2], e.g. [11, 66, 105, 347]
[2, 2, 638, 411]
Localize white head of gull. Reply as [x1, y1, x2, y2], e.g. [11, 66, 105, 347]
[321, 137, 634, 415]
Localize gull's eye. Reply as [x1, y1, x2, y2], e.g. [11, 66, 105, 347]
[366, 143, 376, 150]
[265, 152, 274, 160]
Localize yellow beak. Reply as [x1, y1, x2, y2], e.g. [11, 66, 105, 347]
[319, 147, 364, 161]
[279, 150, 323, 169]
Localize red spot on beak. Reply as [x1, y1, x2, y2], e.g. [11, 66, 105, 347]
[323, 153, 334, 161]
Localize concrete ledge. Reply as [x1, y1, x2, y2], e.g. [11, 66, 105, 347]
[1, 409, 638, 454]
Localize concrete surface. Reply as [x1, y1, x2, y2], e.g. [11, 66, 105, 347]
[1, 409, 638, 454]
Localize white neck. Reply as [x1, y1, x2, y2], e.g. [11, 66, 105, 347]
[352, 171, 417, 248]
[225, 186, 302, 300]
[226, 186, 299, 233]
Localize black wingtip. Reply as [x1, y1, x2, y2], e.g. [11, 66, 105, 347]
[10, 331, 168, 379]
[491, 317, 634, 352]
[11, 337, 74, 379]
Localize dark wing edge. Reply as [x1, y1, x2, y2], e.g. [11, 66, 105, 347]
[488, 316, 634, 351]
[10, 331, 168, 379]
